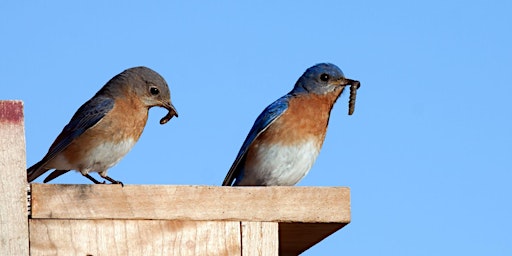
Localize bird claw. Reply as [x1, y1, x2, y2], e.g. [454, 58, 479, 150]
[102, 175, 124, 187]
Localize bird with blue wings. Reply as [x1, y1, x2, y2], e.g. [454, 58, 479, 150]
[27, 66, 178, 185]
[222, 63, 360, 186]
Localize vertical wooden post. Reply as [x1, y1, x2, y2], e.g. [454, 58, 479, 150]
[0, 101, 29, 255]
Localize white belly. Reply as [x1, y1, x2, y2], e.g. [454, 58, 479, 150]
[51, 139, 136, 176]
[238, 140, 321, 186]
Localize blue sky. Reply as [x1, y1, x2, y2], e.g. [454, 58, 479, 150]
[2, 1, 511, 255]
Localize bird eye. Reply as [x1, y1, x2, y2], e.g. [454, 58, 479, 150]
[320, 73, 329, 82]
[150, 87, 160, 95]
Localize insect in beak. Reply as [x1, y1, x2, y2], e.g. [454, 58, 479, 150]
[160, 103, 179, 124]
[345, 79, 360, 115]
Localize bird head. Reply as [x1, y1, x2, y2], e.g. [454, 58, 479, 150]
[293, 63, 359, 95]
[128, 66, 179, 124]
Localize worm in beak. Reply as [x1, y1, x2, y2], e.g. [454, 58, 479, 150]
[160, 103, 179, 124]
[345, 79, 360, 115]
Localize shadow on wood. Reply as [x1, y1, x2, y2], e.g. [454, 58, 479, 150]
[29, 184, 350, 255]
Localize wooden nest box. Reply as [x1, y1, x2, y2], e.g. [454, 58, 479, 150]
[0, 101, 350, 255]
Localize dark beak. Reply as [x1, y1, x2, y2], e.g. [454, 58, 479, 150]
[344, 78, 360, 89]
[160, 103, 179, 125]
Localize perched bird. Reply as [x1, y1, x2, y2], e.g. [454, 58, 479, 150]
[27, 66, 178, 185]
[222, 63, 360, 186]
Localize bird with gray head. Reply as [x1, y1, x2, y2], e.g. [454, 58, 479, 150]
[27, 66, 178, 185]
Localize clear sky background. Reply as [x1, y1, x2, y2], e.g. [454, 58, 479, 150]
[2, 1, 511, 255]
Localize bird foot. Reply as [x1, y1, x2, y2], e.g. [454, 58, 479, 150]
[102, 175, 124, 187]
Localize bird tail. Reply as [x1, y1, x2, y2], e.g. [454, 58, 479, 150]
[43, 170, 69, 183]
[27, 160, 49, 182]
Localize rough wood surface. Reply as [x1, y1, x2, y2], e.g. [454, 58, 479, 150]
[31, 184, 350, 223]
[241, 222, 278, 256]
[0, 100, 29, 256]
[29, 219, 241, 256]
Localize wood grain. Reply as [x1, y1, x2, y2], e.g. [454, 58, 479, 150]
[0, 100, 29, 256]
[241, 222, 278, 256]
[29, 219, 241, 256]
[31, 184, 350, 224]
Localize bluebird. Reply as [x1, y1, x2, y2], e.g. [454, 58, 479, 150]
[27, 66, 178, 185]
[222, 63, 360, 186]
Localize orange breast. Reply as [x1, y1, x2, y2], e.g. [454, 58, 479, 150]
[254, 92, 341, 148]
[62, 95, 149, 165]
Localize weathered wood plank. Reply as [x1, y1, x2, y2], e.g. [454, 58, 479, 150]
[0, 100, 29, 256]
[29, 219, 241, 256]
[241, 222, 278, 256]
[31, 185, 351, 223]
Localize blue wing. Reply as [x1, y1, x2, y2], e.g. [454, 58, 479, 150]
[222, 95, 290, 186]
[27, 96, 114, 182]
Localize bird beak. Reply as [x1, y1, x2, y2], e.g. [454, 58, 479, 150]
[343, 78, 360, 89]
[159, 102, 179, 125]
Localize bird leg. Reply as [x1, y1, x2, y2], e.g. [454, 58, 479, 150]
[101, 175, 124, 187]
[83, 173, 105, 184]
